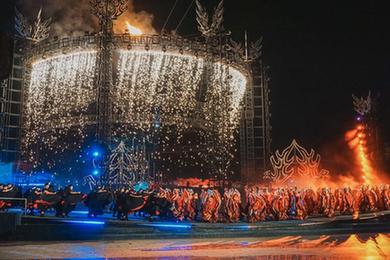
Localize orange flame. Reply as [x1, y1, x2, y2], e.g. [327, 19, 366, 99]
[126, 22, 143, 36]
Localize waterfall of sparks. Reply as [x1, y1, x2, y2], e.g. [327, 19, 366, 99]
[115, 49, 247, 177]
[345, 124, 375, 185]
[24, 49, 247, 174]
[24, 51, 97, 168]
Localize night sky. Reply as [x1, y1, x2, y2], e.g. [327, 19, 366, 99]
[136, 0, 390, 170]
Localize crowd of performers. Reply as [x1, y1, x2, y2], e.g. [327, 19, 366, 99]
[1, 182, 390, 222]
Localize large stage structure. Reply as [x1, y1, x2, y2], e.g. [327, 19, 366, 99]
[0, 0, 271, 185]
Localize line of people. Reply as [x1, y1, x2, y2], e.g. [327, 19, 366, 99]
[0, 183, 85, 217]
[1, 182, 390, 222]
[111, 184, 390, 222]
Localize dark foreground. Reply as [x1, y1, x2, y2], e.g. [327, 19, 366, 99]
[1, 211, 390, 259]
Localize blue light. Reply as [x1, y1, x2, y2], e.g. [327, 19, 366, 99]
[92, 151, 100, 157]
[141, 223, 192, 229]
[92, 169, 99, 176]
[71, 210, 89, 214]
[19, 183, 46, 186]
[60, 220, 105, 225]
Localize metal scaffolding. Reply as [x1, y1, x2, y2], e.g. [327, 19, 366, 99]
[240, 62, 272, 184]
[0, 40, 24, 163]
[90, 0, 127, 143]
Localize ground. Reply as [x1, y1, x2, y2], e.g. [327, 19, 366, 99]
[1, 234, 390, 259]
[1, 210, 390, 259]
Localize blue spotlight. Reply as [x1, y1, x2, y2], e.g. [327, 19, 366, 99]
[92, 151, 100, 157]
[60, 220, 105, 225]
[92, 169, 99, 176]
[141, 223, 192, 229]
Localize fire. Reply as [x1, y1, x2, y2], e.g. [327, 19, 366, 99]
[126, 22, 143, 36]
[345, 124, 375, 185]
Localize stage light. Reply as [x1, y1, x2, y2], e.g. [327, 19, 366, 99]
[92, 151, 100, 157]
[60, 220, 105, 225]
[141, 223, 192, 229]
[93, 169, 99, 176]
[19, 183, 46, 186]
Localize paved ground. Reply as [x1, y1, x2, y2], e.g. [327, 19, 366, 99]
[1, 233, 390, 259]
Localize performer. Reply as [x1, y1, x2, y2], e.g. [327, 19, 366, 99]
[201, 189, 221, 223]
[58, 185, 83, 217]
[303, 188, 318, 216]
[322, 188, 335, 218]
[271, 189, 289, 220]
[85, 186, 112, 218]
[223, 188, 241, 222]
[193, 192, 201, 220]
[183, 189, 196, 220]
[247, 186, 267, 222]
[32, 183, 61, 217]
[382, 185, 390, 210]
[295, 190, 307, 220]
[343, 187, 354, 214]
[43, 183, 56, 195]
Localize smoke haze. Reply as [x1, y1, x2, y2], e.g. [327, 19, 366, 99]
[17, 0, 156, 37]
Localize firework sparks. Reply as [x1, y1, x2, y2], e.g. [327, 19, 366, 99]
[23, 48, 247, 177]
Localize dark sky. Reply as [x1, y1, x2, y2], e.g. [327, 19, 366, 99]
[135, 0, 390, 159]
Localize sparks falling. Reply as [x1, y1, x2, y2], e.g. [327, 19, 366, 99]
[23, 49, 247, 176]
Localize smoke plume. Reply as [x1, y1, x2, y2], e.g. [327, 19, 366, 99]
[17, 0, 156, 37]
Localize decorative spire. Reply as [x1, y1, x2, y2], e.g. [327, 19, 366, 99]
[15, 8, 51, 43]
[352, 91, 371, 116]
[195, 0, 224, 38]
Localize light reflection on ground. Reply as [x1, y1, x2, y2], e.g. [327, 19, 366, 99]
[0, 234, 389, 259]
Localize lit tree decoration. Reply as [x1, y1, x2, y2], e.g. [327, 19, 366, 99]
[352, 91, 371, 116]
[107, 140, 150, 187]
[15, 8, 51, 43]
[195, 0, 224, 38]
[263, 139, 329, 185]
[83, 175, 97, 190]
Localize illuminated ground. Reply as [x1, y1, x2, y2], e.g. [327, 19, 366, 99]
[0, 210, 389, 242]
[1, 233, 390, 259]
[1, 211, 390, 259]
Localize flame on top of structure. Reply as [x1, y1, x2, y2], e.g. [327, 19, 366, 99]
[126, 21, 143, 36]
